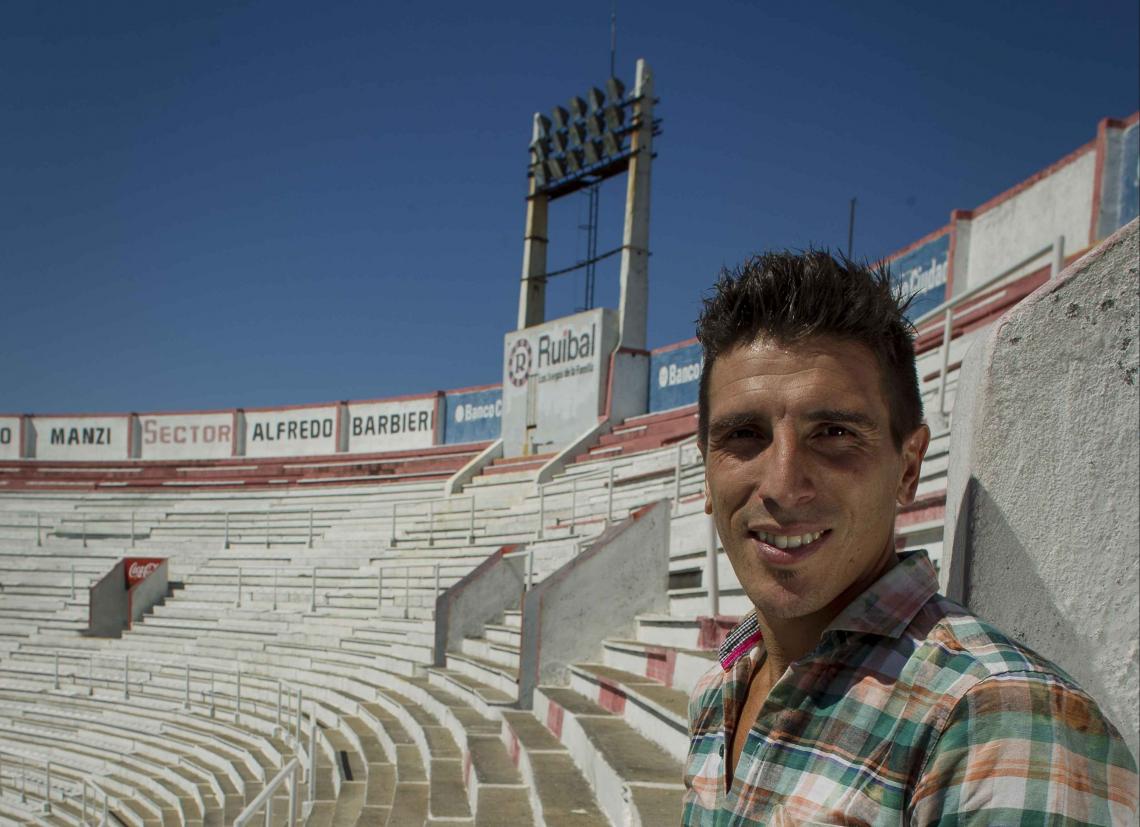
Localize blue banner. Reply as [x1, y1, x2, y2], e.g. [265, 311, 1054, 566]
[443, 387, 502, 444]
[649, 342, 703, 412]
[890, 233, 950, 322]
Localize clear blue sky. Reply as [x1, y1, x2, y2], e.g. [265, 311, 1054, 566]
[3, 1, 1137, 414]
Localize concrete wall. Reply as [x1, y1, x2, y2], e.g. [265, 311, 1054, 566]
[944, 219, 1139, 759]
[128, 559, 169, 626]
[517, 499, 670, 706]
[87, 560, 127, 638]
[434, 546, 526, 665]
[962, 148, 1096, 292]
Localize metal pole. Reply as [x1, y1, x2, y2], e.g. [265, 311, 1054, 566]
[288, 765, 298, 826]
[88, 654, 93, 695]
[307, 507, 314, 548]
[70, 564, 75, 600]
[21, 766, 26, 803]
[210, 670, 216, 718]
[468, 496, 475, 543]
[237, 567, 242, 608]
[82, 778, 86, 823]
[428, 500, 435, 547]
[102, 787, 108, 822]
[266, 511, 270, 549]
[706, 512, 720, 618]
[82, 514, 87, 548]
[310, 567, 316, 613]
[434, 564, 441, 600]
[377, 568, 383, 615]
[525, 548, 534, 591]
[537, 484, 546, 539]
[571, 478, 578, 527]
[44, 761, 51, 813]
[276, 679, 282, 729]
[123, 654, 129, 699]
[54, 652, 60, 690]
[1051, 235, 1065, 279]
[296, 688, 302, 742]
[235, 667, 242, 720]
[36, 511, 41, 547]
[264, 789, 273, 827]
[674, 443, 684, 508]
[389, 502, 397, 547]
[273, 569, 278, 611]
[224, 511, 230, 549]
[184, 663, 191, 710]
[937, 308, 953, 415]
[403, 567, 410, 618]
[308, 703, 317, 800]
[607, 466, 615, 522]
[130, 510, 136, 547]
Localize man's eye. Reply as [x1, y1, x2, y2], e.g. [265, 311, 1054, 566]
[727, 427, 759, 440]
[820, 425, 852, 438]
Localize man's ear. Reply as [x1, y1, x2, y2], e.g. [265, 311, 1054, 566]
[896, 423, 930, 506]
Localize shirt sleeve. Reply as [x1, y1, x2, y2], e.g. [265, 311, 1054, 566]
[908, 671, 1139, 826]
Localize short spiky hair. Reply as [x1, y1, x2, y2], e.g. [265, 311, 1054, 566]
[696, 250, 923, 449]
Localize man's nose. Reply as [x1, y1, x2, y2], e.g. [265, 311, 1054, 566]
[756, 430, 814, 511]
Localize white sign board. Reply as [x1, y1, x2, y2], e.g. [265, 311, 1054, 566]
[0, 416, 21, 460]
[138, 412, 235, 460]
[501, 308, 618, 457]
[30, 416, 129, 460]
[346, 397, 436, 453]
[244, 406, 338, 458]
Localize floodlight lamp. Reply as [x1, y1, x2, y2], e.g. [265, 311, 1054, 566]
[533, 164, 548, 188]
[550, 131, 568, 153]
[582, 139, 602, 165]
[604, 105, 625, 131]
[587, 87, 606, 112]
[605, 76, 626, 103]
[567, 122, 586, 148]
[546, 157, 566, 180]
[568, 96, 588, 120]
[551, 106, 570, 130]
[585, 114, 605, 139]
[602, 132, 622, 157]
[535, 114, 552, 140]
[564, 147, 583, 173]
[530, 139, 550, 161]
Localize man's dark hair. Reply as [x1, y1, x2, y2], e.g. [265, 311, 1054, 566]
[696, 249, 924, 449]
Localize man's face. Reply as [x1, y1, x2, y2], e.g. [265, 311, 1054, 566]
[700, 335, 928, 623]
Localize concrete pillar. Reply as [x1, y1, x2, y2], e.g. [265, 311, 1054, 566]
[517, 114, 550, 330]
[617, 59, 654, 349]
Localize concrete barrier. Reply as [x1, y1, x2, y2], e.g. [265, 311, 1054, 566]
[517, 499, 670, 707]
[87, 557, 170, 637]
[434, 545, 526, 666]
[944, 218, 1139, 758]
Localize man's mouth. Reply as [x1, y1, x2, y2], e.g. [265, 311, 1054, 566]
[752, 528, 827, 549]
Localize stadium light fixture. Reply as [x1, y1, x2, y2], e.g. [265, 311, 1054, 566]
[551, 106, 571, 130]
[587, 87, 606, 112]
[568, 96, 588, 120]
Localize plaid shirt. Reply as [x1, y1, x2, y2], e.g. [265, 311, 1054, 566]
[683, 551, 1138, 825]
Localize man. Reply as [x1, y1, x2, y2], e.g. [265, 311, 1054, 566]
[683, 251, 1137, 825]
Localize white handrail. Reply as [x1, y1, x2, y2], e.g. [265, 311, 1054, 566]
[233, 757, 301, 826]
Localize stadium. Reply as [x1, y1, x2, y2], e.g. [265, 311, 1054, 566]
[1, 30, 1138, 827]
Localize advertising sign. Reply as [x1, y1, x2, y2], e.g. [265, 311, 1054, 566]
[0, 416, 20, 460]
[29, 415, 129, 461]
[500, 308, 618, 456]
[137, 412, 235, 460]
[124, 557, 165, 587]
[888, 231, 950, 322]
[443, 387, 502, 444]
[244, 405, 338, 458]
[649, 341, 702, 413]
[346, 397, 436, 453]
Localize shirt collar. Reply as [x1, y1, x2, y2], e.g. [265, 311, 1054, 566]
[717, 550, 939, 671]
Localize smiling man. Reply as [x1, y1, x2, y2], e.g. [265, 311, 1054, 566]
[682, 251, 1137, 825]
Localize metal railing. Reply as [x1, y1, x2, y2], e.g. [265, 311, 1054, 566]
[233, 757, 302, 826]
[389, 495, 475, 547]
[915, 237, 1065, 417]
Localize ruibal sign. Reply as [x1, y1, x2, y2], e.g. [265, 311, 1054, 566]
[500, 308, 619, 457]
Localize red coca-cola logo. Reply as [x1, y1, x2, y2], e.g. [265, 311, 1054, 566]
[124, 557, 165, 587]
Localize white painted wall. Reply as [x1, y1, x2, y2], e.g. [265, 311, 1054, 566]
[137, 412, 235, 460]
[944, 220, 1139, 759]
[29, 416, 129, 460]
[964, 150, 1095, 290]
[346, 397, 435, 453]
[0, 416, 20, 460]
[243, 405, 338, 458]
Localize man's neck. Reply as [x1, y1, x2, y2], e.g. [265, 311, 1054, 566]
[753, 546, 900, 679]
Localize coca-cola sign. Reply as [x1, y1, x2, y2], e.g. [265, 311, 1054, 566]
[124, 557, 165, 587]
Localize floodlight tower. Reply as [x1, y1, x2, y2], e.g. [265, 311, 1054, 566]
[517, 58, 658, 350]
